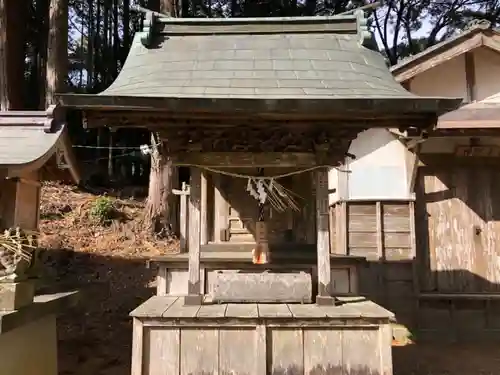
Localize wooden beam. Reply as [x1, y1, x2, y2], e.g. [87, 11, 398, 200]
[171, 152, 323, 168]
[200, 171, 208, 245]
[157, 16, 358, 35]
[482, 34, 500, 54]
[405, 145, 420, 195]
[172, 182, 190, 252]
[184, 167, 202, 305]
[315, 168, 335, 305]
[464, 51, 477, 103]
[393, 33, 483, 83]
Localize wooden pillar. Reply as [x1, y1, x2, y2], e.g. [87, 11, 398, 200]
[185, 167, 203, 305]
[172, 182, 190, 252]
[200, 171, 208, 245]
[315, 168, 335, 305]
[0, 170, 41, 231]
[213, 174, 228, 242]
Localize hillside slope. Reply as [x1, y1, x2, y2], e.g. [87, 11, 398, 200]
[39, 182, 177, 375]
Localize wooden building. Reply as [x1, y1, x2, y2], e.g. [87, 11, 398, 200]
[329, 20, 500, 341]
[0, 107, 80, 231]
[0, 108, 80, 375]
[55, 11, 459, 374]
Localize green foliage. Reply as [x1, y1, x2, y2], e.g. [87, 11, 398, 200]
[90, 196, 116, 224]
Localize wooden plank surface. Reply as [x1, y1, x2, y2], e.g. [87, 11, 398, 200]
[162, 296, 200, 318]
[225, 303, 258, 318]
[337, 296, 395, 319]
[219, 328, 256, 375]
[130, 296, 177, 318]
[342, 327, 380, 375]
[131, 319, 143, 375]
[197, 302, 227, 318]
[258, 304, 292, 318]
[270, 328, 304, 375]
[180, 329, 219, 375]
[288, 303, 327, 318]
[143, 327, 180, 375]
[304, 329, 342, 375]
[131, 297, 393, 320]
[316, 168, 332, 297]
[188, 167, 201, 296]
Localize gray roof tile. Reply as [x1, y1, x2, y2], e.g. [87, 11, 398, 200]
[100, 16, 416, 100]
[0, 120, 62, 167]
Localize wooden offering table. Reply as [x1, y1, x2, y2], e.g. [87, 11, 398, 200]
[149, 247, 366, 298]
[131, 295, 394, 375]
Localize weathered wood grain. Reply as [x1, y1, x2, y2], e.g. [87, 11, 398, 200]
[225, 303, 258, 318]
[258, 303, 292, 318]
[418, 165, 500, 293]
[303, 329, 342, 375]
[131, 318, 143, 375]
[342, 327, 380, 375]
[219, 328, 256, 375]
[162, 296, 200, 318]
[212, 271, 312, 303]
[316, 168, 332, 300]
[180, 329, 219, 375]
[269, 328, 304, 375]
[187, 167, 202, 302]
[130, 296, 177, 318]
[143, 327, 180, 375]
[197, 301, 227, 318]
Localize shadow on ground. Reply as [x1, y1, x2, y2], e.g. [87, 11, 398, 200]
[38, 248, 156, 375]
[37, 248, 500, 375]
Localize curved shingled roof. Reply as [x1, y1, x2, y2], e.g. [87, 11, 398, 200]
[103, 16, 410, 99]
[56, 13, 461, 117]
[0, 108, 81, 182]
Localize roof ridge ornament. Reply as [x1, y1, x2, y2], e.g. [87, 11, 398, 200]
[131, 4, 166, 48]
[337, 2, 382, 47]
[44, 104, 64, 133]
[465, 18, 491, 31]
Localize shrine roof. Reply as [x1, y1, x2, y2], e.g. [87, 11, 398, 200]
[0, 107, 81, 182]
[56, 13, 461, 118]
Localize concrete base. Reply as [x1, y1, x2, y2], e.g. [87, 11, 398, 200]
[0, 281, 34, 311]
[0, 315, 57, 375]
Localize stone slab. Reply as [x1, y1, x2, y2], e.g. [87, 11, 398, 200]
[212, 271, 312, 303]
[0, 282, 35, 311]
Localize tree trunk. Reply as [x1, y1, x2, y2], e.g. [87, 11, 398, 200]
[46, 0, 68, 107]
[143, 134, 174, 236]
[0, 0, 27, 110]
[143, 0, 179, 237]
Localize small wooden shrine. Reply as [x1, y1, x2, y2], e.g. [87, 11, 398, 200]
[56, 10, 460, 375]
[0, 108, 79, 375]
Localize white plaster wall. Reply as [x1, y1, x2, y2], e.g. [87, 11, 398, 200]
[0, 315, 58, 375]
[329, 129, 411, 203]
[408, 47, 500, 102]
[409, 54, 467, 99]
[473, 47, 500, 101]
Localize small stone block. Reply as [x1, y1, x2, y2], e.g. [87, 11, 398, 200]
[0, 281, 35, 311]
[183, 294, 203, 306]
[213, 271, 312, 303]
[316, 295, 338, 306]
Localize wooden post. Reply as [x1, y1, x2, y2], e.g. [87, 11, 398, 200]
[200, 171, 208, 245]
[184, 167, 203, 305]
[172, 182, 190, 252]
[213, 174, 228, 242]
[315, 168, 335, 305]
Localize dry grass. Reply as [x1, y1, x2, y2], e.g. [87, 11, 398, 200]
[39, 181, 178, 258]
[38, 182, 178, 375]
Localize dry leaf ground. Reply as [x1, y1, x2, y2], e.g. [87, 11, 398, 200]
[38, 182, 500, 375]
